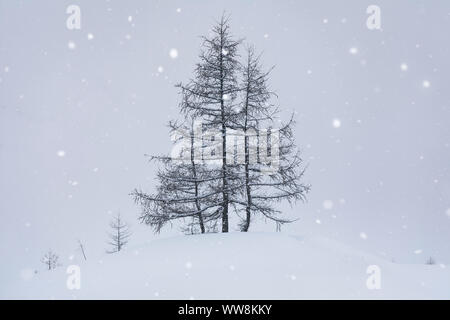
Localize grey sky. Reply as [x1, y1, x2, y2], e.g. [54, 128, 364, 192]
[1, 0, 449, 286]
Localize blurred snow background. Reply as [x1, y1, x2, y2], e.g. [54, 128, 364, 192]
[0, 0, 449, 295]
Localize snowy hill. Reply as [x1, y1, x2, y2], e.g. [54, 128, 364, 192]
[3, 232, 450, 299]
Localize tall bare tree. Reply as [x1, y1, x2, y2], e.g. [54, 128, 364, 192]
[176, 14, 242, 232]
[133, 15, 309, 234]
[106, 213, 131, 253]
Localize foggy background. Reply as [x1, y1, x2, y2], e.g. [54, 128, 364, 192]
[1, 0, 449, 288]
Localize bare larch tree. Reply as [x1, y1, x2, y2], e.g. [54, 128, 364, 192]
[106, 213, 131, 253]
[132, 15, 309, 234]
[176, 15, 242, 232]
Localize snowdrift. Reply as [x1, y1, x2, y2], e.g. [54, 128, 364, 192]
[3, 232, 450, 299]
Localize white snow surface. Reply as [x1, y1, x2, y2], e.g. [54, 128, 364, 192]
[3, 232, 449, 299]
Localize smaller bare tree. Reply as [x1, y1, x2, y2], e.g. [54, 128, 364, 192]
[425, 256, 436, 265]
[107, 213, 132, 253]
[41, 250, 60, 270]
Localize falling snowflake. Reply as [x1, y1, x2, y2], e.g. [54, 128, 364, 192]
[169, 48, 178, 59]
[315, 219, 322, 224]
[360, 232, 368, 240]
[57, 150, 66, 157]
[222, 48, 228, 56]
[400, 63, 408, 71]
[20, 268, 35, 281]
[332, 118, 341, 128]
[68, 41, 76, 50]
[414, 249, 423, 254]
[290, 274, 297, 280]
[422, 80, 431, 88]
[446, 208, 450, 217]
[222, 94, 230, 101]
[323, 18, 328, 24]
[176, 8, 182, 13]
[128, 16, 133, 22]
[157, 66, 164, 73]
[87, 33, 94, 40]
[4, 66, 10, 73]
[349, 47, 358, 55]
[185, 261, 192, 269]
[323, 200, 334, 210]
[263, 34, 269, 39]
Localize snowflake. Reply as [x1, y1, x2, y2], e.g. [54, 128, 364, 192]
[176, 8, 181, 13]
[222, 48, 228, 56]
[323, 200, 333, 210]
[315, 219, 322, 224]
[20, 268, 35, 281]
[414, 249, 422, 254]
[332, 118, 341, 128]
[157, 66, 164, 73]
[422, 80, 431, 88]
[400, 63, 408, 71]
[169, 48, 178, 59]
[68, 41, 76, 50]
[128, 16, 133, 22]
[87, 33, 94, 40]
[359, 232, 368, 240]
[349, 47, 358, 55]
[57, 150, 66, 157]
[185, 261, 192, 269]
[446, 208, 450, 217]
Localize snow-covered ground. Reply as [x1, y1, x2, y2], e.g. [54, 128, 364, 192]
[2, 232, 449, 299]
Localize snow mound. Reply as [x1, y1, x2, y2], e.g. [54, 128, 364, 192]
[3, 232, 450, 299]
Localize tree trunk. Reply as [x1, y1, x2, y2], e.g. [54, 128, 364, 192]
[243, 135, 252, 232]
[191, 128, 205, 233]
[220, 29, 229, 233]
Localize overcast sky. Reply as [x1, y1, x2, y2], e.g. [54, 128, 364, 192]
[1, 0, 450, 285]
